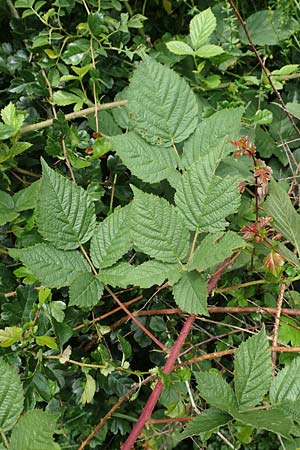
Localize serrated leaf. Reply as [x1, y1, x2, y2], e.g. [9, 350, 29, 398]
[0, 360, 24, 432]
[10, 243, 90, 289]
[98, 262, 134, 288]
[13, 180, 40, 212]
[36, 159, 96, 250]
[9, 410, 59, 450]
[234, 327, 272, 409]
[127, 260, 181, 287]
[99, 260, 181, 288]
[270, 358, 300, 404]
[195, 44, 224, 58]
[80, 373, 96, 404]
[69, 272, 103, 308]
[1, 102, 26, 129]
[130, 187, 190, 263]
[166, 41, 194, 55]
[189, 232, 246, 271]
[90, 206, 131, 269]
[190, 8, 216, 49]
[111, 132, 178, 184]
[196, 371, 238, 413]
[127, 57, 198, 146]
[182, 107, 244, 168]
[233, 409, 292, 438]
[182, 408, 232, 437]
[172, 272, 208, 315]
[0, 191, 18, 226]
[264, 180, 300, 256]
[175, 155, 241, 232]
[0, 326, 22, 347]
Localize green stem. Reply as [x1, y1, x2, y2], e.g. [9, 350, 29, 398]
[19, 100, 128, 135]
[0, 430, 9, 449]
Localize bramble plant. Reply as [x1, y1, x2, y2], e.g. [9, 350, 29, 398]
[2, 1, 300, 449]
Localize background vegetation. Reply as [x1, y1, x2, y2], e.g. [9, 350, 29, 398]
[2, 0, 300, 449]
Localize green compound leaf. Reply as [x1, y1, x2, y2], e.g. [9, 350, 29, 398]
[130, 187, 190, 263]
[234, 327, 272, 410]
[233, 409, 292, 439]
[182, 107, 244, 168]
[36, 159, 96, 250]
[175, 154, 241, 232]
[264, 180, 300, 256]
[10, 244, 90, 289]
[69, 272, 103, 308]
[270, 358, 300, 404]
[9, 410, 59, 450]
[90, 205, 131, 269]
[190, 8, 216, 49]
[127, 57, 198, 146]
[182, 408, 232, 438]
[172, 272, 208, 315]
[189, 231, 246, 271]
[196, 371, 238, 413]
[111, 132, 178, 184]
[0, 359, 24, 432]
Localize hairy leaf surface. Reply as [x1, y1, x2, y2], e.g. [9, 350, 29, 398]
[264, 180, 300, 256]
[172, 272, 208, 315]
[127, 57, 198, 146]
[189, 231, 246, 271]
[130, 187, 190, 263]
[233, 409, 292, 438]
[10, 244, 90, 289]
[234, 327, 272, 409]
[36, 159, 96, 250]
[182, 107, 244, 168]
[0, 360, 24, 432]
[175, 155, 240, 232]
[182, 408, 231, 438]
[270, 358, 300, 404]
[9, 410, 59, 450]
[196, 371, 238, 413]
[90, 206, 131, 269]
[111, 132, 178, 184]
[69, 272, 103, 308]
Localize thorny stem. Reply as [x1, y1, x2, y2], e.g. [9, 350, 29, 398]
[19, 100, 128, 135]
[228, 0, 300, 135]
[78, 345, 300, 449]
[121, 257, 233, 450]
[272, 282, 287, 377]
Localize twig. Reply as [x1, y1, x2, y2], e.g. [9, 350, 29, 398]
[0, 430, 9, 449]
[121, 314, 197, 450]
[78, 374, 155, 450]
[105, 285, 168, 353]
[77, 343, 300, 450]
[227, 0, 300, 135]
[272, 283, 287, 376]
[121, 257, 234, 450]
[19, 99, 128, 135]
[42, 68, 76, 183]
[73, 295, 143, 331]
